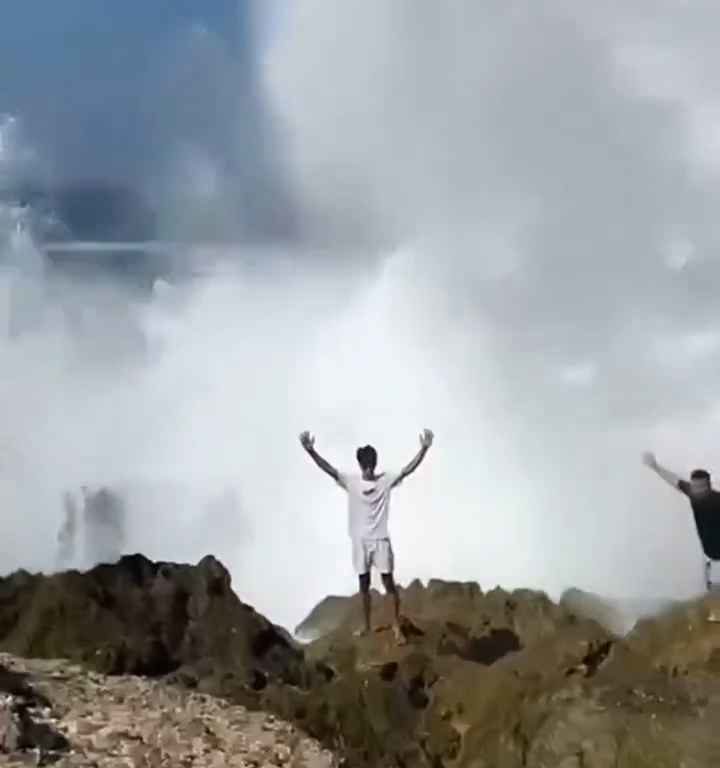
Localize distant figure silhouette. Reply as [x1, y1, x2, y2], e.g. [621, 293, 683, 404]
[81, 485, 126, 567]
[56, 492, 78, 569]
[643, 452, 720, 593]
[300, 429, 434, 644]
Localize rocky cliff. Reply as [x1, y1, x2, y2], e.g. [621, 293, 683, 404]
[2, 557, 720, 767]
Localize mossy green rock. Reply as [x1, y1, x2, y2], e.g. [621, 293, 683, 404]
[293, 582, 720, 766]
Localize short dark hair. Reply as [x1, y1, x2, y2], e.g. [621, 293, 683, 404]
[356, 445, 377, 470]
[691, 469, 711, 481]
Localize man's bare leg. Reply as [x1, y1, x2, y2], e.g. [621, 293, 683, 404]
[381, 573, 405, 645]
[354, 573, 372, 636]
[705, 560, 720, 622]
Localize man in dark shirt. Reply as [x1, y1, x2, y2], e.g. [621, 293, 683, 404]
[643, 452, 720, 591]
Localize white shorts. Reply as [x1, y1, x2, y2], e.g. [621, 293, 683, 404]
[705, 559, 720, 591]
[352, 538, 394, 575]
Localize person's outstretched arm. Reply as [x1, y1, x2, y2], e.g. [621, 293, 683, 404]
[642, 451, 687, 492]
[300, 431, 342, 483]
[392, 429, 434, 487]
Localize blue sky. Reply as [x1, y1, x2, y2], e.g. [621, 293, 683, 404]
[0, 1, 275, 189]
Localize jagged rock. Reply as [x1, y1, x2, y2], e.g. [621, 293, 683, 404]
[0, 554, 305, 700]
[623, 591, 720, 673]
[295, 597, 351, 643]
[286, 580, 607, 766]
[4, 559, 720, 766]
[292, 580, 720, 767]
[297, 579, 570, 651]
[560, 587, 678, 636]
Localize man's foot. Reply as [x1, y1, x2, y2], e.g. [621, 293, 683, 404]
[392, 623, 407, 646]
[353, 627, 370, 638]
[707, 608, 720, 623]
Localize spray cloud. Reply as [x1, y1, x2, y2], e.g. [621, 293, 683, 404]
[2, 3, 720, 628]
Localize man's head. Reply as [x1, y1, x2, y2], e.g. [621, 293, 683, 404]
[690, 469, 712, 499]
[356, 444, 378, 476]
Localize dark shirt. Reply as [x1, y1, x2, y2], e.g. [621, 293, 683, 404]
[678, 481, 720, 560]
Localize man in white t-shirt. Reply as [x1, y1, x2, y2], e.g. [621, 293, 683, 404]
[300, 429, 434, 642]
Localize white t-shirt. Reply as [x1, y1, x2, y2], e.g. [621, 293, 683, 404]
[337, 471, 402, 541]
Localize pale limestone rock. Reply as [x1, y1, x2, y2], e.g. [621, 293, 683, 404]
[0, 654, 337, 768]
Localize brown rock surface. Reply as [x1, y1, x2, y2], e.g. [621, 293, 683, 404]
[559, 588, 679, 637]
[297, 579, 570, 647]
[293, 581, 720, 767]
[3, 558, 720, 766]
[294, 597, 351, 644]
[0, 554, 305, 699]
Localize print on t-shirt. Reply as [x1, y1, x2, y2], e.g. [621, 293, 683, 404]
[337, 471, 402, 541]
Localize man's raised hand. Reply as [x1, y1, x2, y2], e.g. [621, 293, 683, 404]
[299, 432, 340, 481]
[642, 450, 685, 491]
[420, 429, 434, 449]
[394, 429, 434, 486]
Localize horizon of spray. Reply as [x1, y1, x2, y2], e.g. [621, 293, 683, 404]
[2, 3, 720, 629]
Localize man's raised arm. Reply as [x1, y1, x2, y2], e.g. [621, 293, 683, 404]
[300, 431, 341, 483]
[393, 429, 434, 487]
[642, 451, 686, 492]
